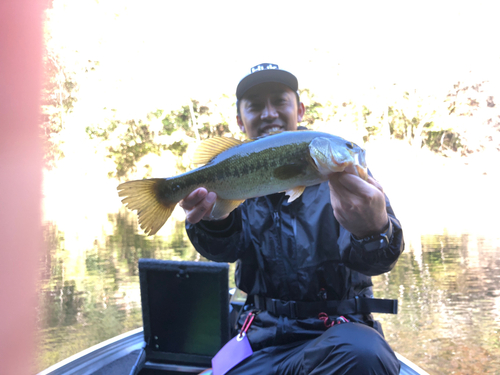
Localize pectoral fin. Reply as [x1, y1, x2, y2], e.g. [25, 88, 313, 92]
[354, 153, 368, 181]
[355, 164, 368, 181]
[210, 198, 245, 219]
[285, 186, 306, 203]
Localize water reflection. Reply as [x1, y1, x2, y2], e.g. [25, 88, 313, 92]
[36, 209, 500, 374]
[36, 209, 205, 372]
[373, 233, 500, 375]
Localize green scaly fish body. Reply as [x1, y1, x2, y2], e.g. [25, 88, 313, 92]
[163, 132, 324, 201]
[118, 131, 367, 235]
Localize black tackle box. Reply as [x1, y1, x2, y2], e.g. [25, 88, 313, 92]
[130, 259, 230, 375]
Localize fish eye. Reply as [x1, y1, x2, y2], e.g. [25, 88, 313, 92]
[346, 142, 354, 149]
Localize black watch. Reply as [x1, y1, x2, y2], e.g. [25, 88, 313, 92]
[352, 220, 393, 252]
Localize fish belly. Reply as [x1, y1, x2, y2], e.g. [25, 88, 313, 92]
[203, 167, 325, 201]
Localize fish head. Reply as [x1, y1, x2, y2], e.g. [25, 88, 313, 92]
[309, 136, 368, 180]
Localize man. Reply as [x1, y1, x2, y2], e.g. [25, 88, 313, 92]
[181, 64, 403, 374]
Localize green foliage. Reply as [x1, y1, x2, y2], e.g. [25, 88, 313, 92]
[87, 114, 166, 179]
[83, 82, 499, 179]
[444, 80, 500, 155]
[43, 50, 497, 177]
[300, 88, 324, 126]
[162, 106, 192, 136]
[425, 129, 463, 153]
[87, 97, 238, 180]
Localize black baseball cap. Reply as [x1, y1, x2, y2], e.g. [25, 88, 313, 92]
[236, 63, 299, 100]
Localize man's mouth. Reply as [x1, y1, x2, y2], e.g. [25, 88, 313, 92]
[261, 125, 284, 134]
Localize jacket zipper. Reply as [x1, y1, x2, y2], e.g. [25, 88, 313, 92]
[272, 196, 292, 297]
[272, 211, 280, 227]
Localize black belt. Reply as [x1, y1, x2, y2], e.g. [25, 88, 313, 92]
[253, 295, 398, 319]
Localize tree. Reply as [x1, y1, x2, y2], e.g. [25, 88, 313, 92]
[86, 97, 240, 180]
[82, 80, 499, 180]
[444, 80, 500, 155]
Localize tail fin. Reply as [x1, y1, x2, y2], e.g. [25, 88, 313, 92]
[117, 178, 175, 235]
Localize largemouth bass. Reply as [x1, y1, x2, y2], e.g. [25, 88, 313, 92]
[117, 131, 367, 235]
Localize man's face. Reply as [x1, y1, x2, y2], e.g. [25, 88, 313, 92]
[237, 82, 305, 138]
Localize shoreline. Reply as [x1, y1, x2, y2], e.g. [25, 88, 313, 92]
[41, 137, 499, 243]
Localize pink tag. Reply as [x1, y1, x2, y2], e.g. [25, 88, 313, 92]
[211, 333, 253, 375]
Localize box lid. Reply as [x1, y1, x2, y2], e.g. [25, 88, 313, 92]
[139, 259, 230, 368]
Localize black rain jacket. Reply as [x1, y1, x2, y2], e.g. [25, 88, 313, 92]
[186, 181, 404, 350]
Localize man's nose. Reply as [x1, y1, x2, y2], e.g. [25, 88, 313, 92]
[261, 101, 278, 120]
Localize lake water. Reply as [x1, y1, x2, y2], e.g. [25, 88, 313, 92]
[35, 207, 500, 374]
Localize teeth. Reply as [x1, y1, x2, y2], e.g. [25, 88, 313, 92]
[265, 126, 281, 134]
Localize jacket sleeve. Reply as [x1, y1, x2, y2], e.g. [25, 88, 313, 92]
[185, 208, 244, 263]
[338, 194, 405, 276]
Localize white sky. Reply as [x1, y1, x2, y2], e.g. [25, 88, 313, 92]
[47, 0, 500, 120]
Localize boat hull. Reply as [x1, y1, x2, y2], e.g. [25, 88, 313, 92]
[37, 327, 429, 375]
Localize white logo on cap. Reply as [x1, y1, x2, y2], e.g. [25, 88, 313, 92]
[251, 63, 279, 73]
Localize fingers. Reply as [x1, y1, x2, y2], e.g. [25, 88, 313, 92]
[329, 173, 384, 200]
[179, 188, 217, 224]
[328, 173, 352, 199]
[179, 188, 208, 211]
[367, 176, 384, 193]
[328, 172, 388, 238]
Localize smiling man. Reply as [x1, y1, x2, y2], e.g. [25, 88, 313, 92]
[182, 64, 404, 374]
[236, 80, 304, 137]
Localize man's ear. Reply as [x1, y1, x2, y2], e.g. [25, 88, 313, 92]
[297, 102, 305, 123]
[236, 115, 246, 133]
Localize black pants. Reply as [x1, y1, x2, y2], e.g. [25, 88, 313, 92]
[227, 323, 400, 375]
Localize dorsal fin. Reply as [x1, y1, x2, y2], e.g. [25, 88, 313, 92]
[192, 137, 244, 166]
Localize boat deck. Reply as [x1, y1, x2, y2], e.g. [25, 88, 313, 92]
[38, 327, 429, 375]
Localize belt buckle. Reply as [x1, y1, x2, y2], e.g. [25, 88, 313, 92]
[390, 299, 398, 314]
[273, 299, 297, 319]
[354, 295, 361, 314]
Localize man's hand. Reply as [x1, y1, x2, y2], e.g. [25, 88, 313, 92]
[328, 173, 389, 238]
[179, 188, 229, 224]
